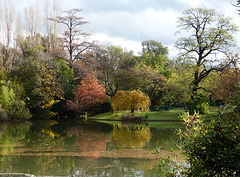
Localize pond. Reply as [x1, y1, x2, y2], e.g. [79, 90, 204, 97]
[0, 120, 183, 177]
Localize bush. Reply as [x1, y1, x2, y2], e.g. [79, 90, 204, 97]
[178, 111, 240, 176]
[188, 93, 209, 115]
[0, 80, 31, 121]
[121, 113, 148, 122]
[0, 104, 8, 121]
[7, 100, 31, 121]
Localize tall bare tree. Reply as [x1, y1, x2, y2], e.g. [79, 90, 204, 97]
[15, 12, 24, 41]
[44, 0, 61, 52]
[49, 9, 93, 68]
[24, 3, 41, 40]
[1, 0, 15, 70]
[0, 4, 3, 67]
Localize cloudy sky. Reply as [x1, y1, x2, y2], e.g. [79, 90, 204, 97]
[10, 0, 240, 57]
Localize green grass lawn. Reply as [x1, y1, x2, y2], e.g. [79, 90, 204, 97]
[90, 109, 185, 121]
[89, 107, 219, 128]
[90, 107, 218, 121]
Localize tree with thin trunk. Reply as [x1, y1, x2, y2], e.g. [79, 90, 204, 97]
[94, 45, 134, 97]
[49, 9, 93, 68]
[24, 3, 41, 39]
[1, 0, 15, 70]
[44, 0, 61, 52]
[175, 8, 239, 114]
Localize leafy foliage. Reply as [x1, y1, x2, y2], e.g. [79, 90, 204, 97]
[163, 65, 192, 106]
[178, 109, 240, 176]
[94, 45, 134, 97]
[212, 68, 240, 103]
[111, 90, 151, 115]
[188, 93, 209, 115]
[55, 57, 74, 99]
[0, 80, 31, 121]
[0, 104, 8, 121]
[67, 74, 109, 116]
[11, 57, 64, 115]
[176, 8, 238, 114]
[140, 40, 171, 77]
[122, 64, 166, 105]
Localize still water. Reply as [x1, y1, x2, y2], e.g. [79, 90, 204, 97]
[0, 120, 182, 177]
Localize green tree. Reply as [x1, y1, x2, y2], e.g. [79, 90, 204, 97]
[140, 40, 171, 76]
[175, 8, 238, 114]
[121, 64, 166, 105]
[163, 66, 192, 106]
[141, 40, 168, 57]
[55, 57, 74, 99]
[11, 56, 64, 117]
[94, 45, 134, 97]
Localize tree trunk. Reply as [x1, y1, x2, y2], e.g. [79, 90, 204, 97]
[131, 107, 134, 113]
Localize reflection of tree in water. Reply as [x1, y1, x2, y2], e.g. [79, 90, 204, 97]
[0, 123, 7, 140]
[111, 124, 151, 149]
[0, 121, 32, 156]
[66, 125, 110, 160]
[0, 122, 32, 145]
[148, 128, 179, 150]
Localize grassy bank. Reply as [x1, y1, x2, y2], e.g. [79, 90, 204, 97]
[90, 107, 218, 121]
[90, 109, 184, 121]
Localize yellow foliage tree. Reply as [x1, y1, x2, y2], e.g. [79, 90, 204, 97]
[111, 124, 151, 149]
[111, 90, 151, 114]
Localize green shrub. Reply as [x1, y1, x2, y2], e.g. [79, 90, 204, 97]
[7, 100, 31, 121]
[0, 80, 31, 121]
[178, 111, 240, 176]
[188, 93, 209, 115]
[0, 104, 7, 121]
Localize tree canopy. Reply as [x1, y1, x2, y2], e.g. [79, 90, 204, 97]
[175, 8, 238, 113]
[111, 90, 151, 114]
[67, 74, 109, 116]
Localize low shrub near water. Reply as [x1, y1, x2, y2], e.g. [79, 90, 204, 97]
[178, 110, 240, 176]
[121, 113, 149, 122]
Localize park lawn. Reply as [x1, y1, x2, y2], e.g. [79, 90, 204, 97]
[90, 107, 218, 121]
[90, 108, 185, 121]
[89, 107, 218, 128]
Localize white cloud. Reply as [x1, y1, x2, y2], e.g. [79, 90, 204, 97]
[176, 0, 210, 8]
[87, 7, 180, 46]
[9, 0, 240, 58]
[90, 33, 142, 55]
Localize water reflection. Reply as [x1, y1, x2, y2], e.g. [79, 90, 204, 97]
[0, 120, 181, 176]
[66, 125, 111, 160]
[112, 124, 151, 149]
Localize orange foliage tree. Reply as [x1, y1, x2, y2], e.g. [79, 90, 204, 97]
[111, 90, 151, 114]
[212, 68, 240, 103]
[67, 74, 109, 116]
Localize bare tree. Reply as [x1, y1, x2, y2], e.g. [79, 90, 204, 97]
[1, 0, 15, 70]
[44, 0, 61, 52]
[15, 12, 24, 41]
[49, 9, 93, 68]
[0, 4, 3, 43]
[24, 3, 41, 40]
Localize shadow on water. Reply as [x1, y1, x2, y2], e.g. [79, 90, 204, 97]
[0, 119, 182, 176]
